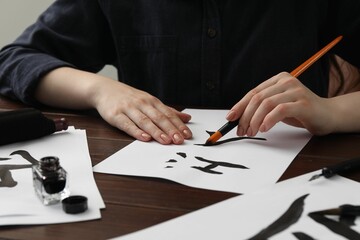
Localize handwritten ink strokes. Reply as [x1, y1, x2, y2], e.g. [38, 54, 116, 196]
[0, 164, 32, 187]
[292, 232, 316, 240]
[192, 157, 248, 174]
[195, 131, 266, 146]
[0, 150, 38, 188]
[248, 194, 360, 239]
[308, 209, 360, 240]
[10, 150, 38, 165]
[165, 152, 186, 169]
[165, 152, 249, 175]
[248, 194, 309, 240]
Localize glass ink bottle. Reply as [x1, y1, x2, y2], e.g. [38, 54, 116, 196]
[32, 156, 69, 205]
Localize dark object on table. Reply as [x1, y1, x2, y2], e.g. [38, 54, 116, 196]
[0, 108, 68, 146]
[62, 195, 88, 214]
[33, 156, 69, 205]
[309, 157, 360, 181]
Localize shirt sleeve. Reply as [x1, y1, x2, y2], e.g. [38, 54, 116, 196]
[0, 0, 116, 105]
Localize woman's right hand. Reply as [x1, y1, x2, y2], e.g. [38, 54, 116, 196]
[91, 78, 192, 144]
[35, 67, 192, 144]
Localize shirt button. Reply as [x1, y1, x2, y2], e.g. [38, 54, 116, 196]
[207, 28, 217, 38]
[206, 81, 216, 90]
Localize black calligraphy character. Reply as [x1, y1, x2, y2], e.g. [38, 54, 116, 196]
[10, 150, 38, 165]
[0, 163, 32, 187]
[0, 150, 38, 187]
[176, 152, 187, 158]
[248, 194, 309, 240]
[308, 207, 360, 240]
[165, 159, 177, 168]
[166, 159, 178, 163]
[165, 152, 187, 168]
[194, 131, 267, 146]
[292, 232, 316, 240]
[165, 152, 248, 174]
[192, 156, 248, 174]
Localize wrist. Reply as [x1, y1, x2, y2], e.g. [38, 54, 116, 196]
[325, 95, 359, 134]
[87, 74, 121, 110]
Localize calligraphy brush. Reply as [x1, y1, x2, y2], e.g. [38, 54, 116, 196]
[205, 35, 343, 146]
[309, 156, 360, 181]
[310, 204, 360, 217]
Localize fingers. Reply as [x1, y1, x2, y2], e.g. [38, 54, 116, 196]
[91, 78, 192, 145]
[137, 103, 192, 144]
[229, 72, 313, 136]
[259, 102, 302, 133]
[109, 99, 192, 145]
[243, 77, 298, 136]
[227, 75, 280, 121]
[226, 73, 286, 134]
[111, 113, 153, 142]
[168, 107, 193, 137]
[168, 107, 192, 123]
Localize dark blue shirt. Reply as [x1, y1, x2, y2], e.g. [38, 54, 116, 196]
[1, 0, 360, 108]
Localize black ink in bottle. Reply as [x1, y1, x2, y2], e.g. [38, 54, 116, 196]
[32, 156, 69, 205]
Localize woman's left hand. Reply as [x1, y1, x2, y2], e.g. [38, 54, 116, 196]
[226, 72, 335, 136]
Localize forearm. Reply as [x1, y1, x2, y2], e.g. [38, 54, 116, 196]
[35, 67, 111, 110]
[35, 67, 192, 144]
[327, 92, 360, 133]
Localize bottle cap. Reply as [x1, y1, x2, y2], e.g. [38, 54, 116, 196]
[54, 118, 68, 132]
[62, 195, 88, 214]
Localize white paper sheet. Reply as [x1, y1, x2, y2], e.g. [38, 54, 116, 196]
[114, 172, 360, 240]
[0, 127, 104, 225]
[93, 109, 312, 194]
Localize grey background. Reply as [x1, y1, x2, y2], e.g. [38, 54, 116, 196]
[0, 0, 117, 80]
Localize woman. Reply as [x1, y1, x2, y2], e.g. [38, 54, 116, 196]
[1, 0, 360, 144]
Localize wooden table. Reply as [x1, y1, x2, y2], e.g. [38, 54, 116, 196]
[1, 96, 360, 240]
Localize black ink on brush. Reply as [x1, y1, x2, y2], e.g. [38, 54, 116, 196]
[195, 130, 266, 146]
[205, 121, 239, 145]
[196, 136, 267, 146]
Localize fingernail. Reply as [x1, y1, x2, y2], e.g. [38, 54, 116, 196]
[237, 127, 244, 136]
[259, 124, 266, 132]
[141, 133, 151, 140]
[182, 129, 192, 138]
[173, 133, 183, 144]
[160, 134, 171, 143]
[246, 128, 253, 136]
[226, 110, 236, 120]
